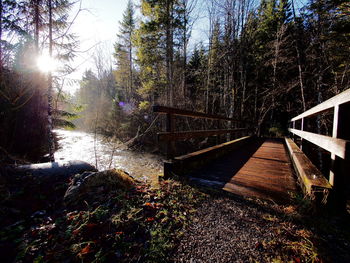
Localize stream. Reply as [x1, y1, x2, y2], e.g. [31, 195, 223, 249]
[54, 129, 163, 182]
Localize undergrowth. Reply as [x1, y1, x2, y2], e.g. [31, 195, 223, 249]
[1, 173, 349, 262]
[0, 178, 207, 262]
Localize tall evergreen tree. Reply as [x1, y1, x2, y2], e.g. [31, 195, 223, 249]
[135, 0, 185, 108]
[114, 0, 135, 102]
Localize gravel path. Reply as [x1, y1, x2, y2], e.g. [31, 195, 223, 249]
[173, 194, 350, 263]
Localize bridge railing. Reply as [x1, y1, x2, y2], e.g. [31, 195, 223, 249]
[289, 89, 350, 207]
[153, 105, 254, 160]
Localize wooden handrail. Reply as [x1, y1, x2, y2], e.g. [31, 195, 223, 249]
[291, 89, 350, 121]
[153, 105, 249, 123]
[153, 105, 254, 160]
[289, 88, 350, 193]
[288, 88, 350, 160]
[289, 128, 349, 159]
[158, 128, 249, 141]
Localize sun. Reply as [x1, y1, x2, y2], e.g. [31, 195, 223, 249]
[36, 54, 59, 72]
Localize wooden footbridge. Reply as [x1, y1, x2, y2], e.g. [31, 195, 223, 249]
[154, 89, 350, 208]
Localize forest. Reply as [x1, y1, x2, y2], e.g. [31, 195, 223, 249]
[1, 0, 350, 262]
[0, 0, 349, 162]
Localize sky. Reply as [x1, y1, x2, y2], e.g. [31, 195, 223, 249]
[64, 0, 129, 93]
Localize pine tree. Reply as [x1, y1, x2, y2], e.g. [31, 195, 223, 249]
[135, 0, 185, 108]
[186, 44, 207, 109]
[114, 0, 135, 102]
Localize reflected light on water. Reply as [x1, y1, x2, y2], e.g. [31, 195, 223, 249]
[54, 129, 162, 182]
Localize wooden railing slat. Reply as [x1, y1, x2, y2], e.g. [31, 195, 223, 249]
[291, 89, 350, 121]
[288, 128, 349, 159]
[158, 128, 248, 141]
[153, 105, 247, 123]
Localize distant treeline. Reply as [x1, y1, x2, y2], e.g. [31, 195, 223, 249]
[1, 0, 349, 160]
[74, 0, 349, 143]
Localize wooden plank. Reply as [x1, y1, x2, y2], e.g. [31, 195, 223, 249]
[223, 181, 289, 202]
[183, 139, 297, 203]
[221, 140, 297, 202]
[232, 172, 296, 186]
[175, 136, 252, 161]
[288, 128, 349, 159]
[285, 138, 331, 199]
[158, 128, 248, 141]
[230, 176, 295, 193]
[164, 136, 254, 177]
[291, 88, 350, 121]
[153, 105, 248, 123]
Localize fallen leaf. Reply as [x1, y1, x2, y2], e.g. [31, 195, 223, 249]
[80, 244, 91, 255]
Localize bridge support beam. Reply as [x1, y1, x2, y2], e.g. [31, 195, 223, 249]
[285, 138, 331, 204]
[164, 136, 254, 177]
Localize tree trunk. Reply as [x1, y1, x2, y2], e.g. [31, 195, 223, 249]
[182, 17, 187, 101]
[291, 0, 306, 111]
[316, 74, 323, 171]
[129, 31, 133, 102]
[34, 0, 40, 52]
[296, 46, 306, 111]
[12, 160, 97, 181]
[47, 0, 55, 162]
[166, 0, 174, 107]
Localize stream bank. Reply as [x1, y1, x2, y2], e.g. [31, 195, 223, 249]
[54, 129, 163, 183]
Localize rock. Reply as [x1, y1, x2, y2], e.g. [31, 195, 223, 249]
[64, 169, 136, 207]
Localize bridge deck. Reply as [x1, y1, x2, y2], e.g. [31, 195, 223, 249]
[189, 139, 298, 202]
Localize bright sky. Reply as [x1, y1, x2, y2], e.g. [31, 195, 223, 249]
[64, 0, 129, 93]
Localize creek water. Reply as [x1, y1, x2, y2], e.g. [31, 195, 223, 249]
[54, 129, 163, 182]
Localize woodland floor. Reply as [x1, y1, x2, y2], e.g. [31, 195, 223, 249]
[0, 170, 350, 263]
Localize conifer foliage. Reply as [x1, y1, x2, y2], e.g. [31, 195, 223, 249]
[1, 0, 349, 158]
[105, 0, 349, 140]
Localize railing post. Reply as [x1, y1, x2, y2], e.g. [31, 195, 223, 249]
[300, 118, 304, 151]
[216, 120, 220, 144]
[329, 103, 350, 211]
[166, 113, 174, 160]
[227, 120, 232, 141]
[329, 106, 339, 186]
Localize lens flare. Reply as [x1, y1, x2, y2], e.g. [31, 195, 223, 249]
[36, 54, 59, 72]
